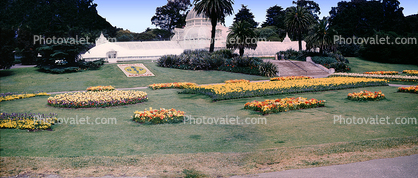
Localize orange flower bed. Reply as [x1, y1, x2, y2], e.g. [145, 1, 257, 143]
[133, 107, 185, 124]
[347, 90, 385, 101]
[244, 97, 325, 115]
[398, 85, 418, 94]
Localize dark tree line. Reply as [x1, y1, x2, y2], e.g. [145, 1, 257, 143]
[0, 0, 116, 69]
[329, 0, 417, 64]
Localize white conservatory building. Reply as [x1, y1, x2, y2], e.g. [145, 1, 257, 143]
[81, 8, 305, 63]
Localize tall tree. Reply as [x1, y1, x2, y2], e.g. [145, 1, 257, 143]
[292, 0, 320, 19]
[285, 6, 314, 51]
[0, 0, 116, 66]
[305, 18, 337, 54]
[261, 5, 286, 29]
[227, 21, 258, 56]
[329, 0, 404, 37]
[193, 0, 234, 52]
[233, 4, 258, 28]
[151, 0, 191, 33]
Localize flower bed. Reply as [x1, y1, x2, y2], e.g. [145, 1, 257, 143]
[403, 70, 418, 76]
[363, 71, 399, 75]
[330, 73, 418, 82]
[48, 90, 148, 108]
[244, 97, 325, 115]
[87, 85, 115, 92]
[398, 85, 418, 94]
[148, 82, 197, 90]
[225, 79, 250, 84]
[347, 90, 386, 101]
[270, 76, 313, 81]
[0, 113, 58, 130]
[181, 77, 387, 101]
[133, 107, 185, 124]
[0, 92, 50, 102]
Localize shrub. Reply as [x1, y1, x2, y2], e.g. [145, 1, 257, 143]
[259, 62, 277, 77]
[157, 50, 274, 76]
[311, 56, 338, 65]
[37, 59, 105, 74]
[213, 49, 233, 59]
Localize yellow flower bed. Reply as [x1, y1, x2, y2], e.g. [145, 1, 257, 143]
[86, 85, 115, 92]
[133, 107, 185, 124]
[181, 77, 387, 101]
[398, 85, 418, 94]
[148, 82, 197, 90]
[364, 71, 399, 75]
[347, 90, 385, 101]
[48, 90, 148, 108]
[331, 73, 418, 82]
[270, 76, 313, 81]
[0, 113, 58, 130]
[225, 79, 250, 84]
[0, 92, 50, 102]
[403, 70, 418, 76]
[244, 97, 325, 115]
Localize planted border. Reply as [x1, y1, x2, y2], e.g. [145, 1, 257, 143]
[0, 92, 50, 102]
[330, 73, 418, 82]
[148, 82, 197, 90]
[270, 76, 313, 81]
[347, 90, 386, 101]
[398, 85, 418, 94]
[363, 71, 399, 75]
[0, 113, 58, 130]
[133, 108, 185, 124]
[225, 79, 250, 84]
[86, 85, 115, 92]
[181, 77, 388, 101]
[244, 97, 325, 115]
[47, 90, 148, 108]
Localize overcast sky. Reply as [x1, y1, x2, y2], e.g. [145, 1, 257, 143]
[95, 0, 418, 33]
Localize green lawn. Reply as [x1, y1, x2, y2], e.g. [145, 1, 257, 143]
[0, 61, 269, 93]
[347, 57, 418, 73]
[1, 58, 417, 177]
[1, 86, 417, 157]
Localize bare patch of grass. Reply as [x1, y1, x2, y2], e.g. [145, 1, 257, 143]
[1, 136, 417, 177]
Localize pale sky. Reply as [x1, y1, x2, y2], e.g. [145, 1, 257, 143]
[95, 0, 418, 33]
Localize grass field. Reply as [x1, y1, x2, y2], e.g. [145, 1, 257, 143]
[347, 57, 418, 73]
[1, 58, 417, 177]
[0, 61, 269, 93]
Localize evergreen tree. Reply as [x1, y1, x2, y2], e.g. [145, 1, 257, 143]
[233, 4, 258, 28]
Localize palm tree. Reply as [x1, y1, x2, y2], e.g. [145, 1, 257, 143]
[306, 18, 337, 54]
[193, 0, 234, 52]
[285, 6, 314, 51]
[226, 21, 257, 57]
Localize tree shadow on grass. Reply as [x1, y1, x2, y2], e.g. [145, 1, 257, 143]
[0, 70, 14, 77]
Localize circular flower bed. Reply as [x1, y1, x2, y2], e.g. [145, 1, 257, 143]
[133, 107, 185, 124]
[347, 90, 385, 101]
[48, 90, 148, 108]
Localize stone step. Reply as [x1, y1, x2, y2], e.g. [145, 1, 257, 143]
[266, 60, 330, 76]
